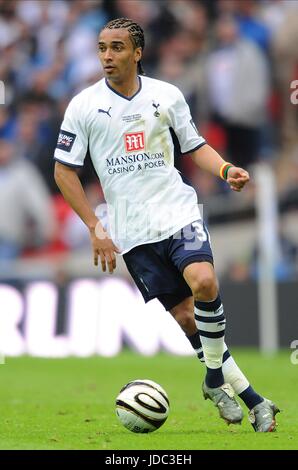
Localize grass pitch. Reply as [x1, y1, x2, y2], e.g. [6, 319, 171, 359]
[0, 350, 297, 450]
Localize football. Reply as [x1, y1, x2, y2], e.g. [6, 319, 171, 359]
[115, 379, 170, 433]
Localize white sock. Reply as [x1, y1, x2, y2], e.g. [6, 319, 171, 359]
[222, 344, 249, 394]
[194, 299, 225, 370]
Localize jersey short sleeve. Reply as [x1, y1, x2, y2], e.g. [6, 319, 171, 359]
[54, 97, 88, 167]
[169, 87, 205, 154]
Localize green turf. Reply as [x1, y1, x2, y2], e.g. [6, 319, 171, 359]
[0, 350, 297, 450]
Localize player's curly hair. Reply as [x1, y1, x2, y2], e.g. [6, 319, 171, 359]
[102, 18, 145, 75]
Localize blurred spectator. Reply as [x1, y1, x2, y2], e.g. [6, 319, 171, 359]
[250, 233, 298, 281]
[205, 15, 270, 167]
[236, 0, 271, 53]
[0, 138, 56, 261]
[271, 4, 298, 143]
[216, 0, 271, 52]
[0, 107, 15, 139]
[0, 0, 23, 50]
[155, 1, 210, 122]
[224, 229, 298, 282]
[0, 0, 296, 268]
[260, 0, 298, 37]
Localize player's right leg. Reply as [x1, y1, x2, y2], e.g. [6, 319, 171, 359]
[168, 296, 279, 432]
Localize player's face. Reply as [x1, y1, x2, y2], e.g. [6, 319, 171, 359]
[98, 28, 142, 83]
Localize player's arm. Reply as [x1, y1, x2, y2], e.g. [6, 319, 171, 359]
[190, 144, 250, 192]
[168, 87, 249, 191]
[54, 162, 120, 273]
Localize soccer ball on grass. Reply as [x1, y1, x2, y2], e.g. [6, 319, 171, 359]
[115, 379, 169, 433]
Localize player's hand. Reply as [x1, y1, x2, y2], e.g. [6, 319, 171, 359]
[226, 167, 250, 192]
[89, 226, 120, 274]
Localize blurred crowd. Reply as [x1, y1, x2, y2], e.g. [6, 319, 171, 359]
[0, 0, 297, 278]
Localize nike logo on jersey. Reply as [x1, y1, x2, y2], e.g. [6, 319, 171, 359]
[152, 101, 160, 117]
[98, 107, 112, 117]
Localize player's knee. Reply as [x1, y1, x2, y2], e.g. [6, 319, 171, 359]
[191, 275, 217, 301]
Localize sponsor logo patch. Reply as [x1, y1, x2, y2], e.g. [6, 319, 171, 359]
[124, 131, 145, 152]
[56, 130, 76, 152]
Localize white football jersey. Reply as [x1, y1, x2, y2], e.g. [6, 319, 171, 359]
[54, 76, 206, 253]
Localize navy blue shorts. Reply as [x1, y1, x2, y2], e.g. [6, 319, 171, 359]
[123, 220, 214, 311]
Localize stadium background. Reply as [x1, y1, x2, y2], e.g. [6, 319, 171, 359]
[1, 0, 297, 354]
[0, 0, 298, 451]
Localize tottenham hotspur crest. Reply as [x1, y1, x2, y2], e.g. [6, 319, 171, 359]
[152, 101, 160, 117]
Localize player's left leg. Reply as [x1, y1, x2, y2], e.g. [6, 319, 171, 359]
[169, 296, 251, 395]
[169, 295, 279, 432]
